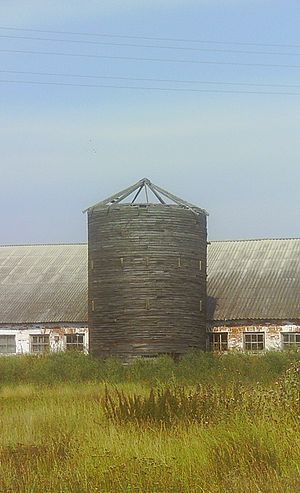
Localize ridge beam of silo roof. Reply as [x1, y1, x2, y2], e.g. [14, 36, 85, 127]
[146, 181, 166, 204]
[149, 181, 209, 216]
[130, 184, 144, 204]
[83, 178, 146, 212]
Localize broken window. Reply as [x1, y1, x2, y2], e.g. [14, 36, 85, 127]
[31, 335, 50, 353]
[209, 332, 228, 351]
[66, 334, 84, 351]
[0, 335, 16, 354]
[282, 333, 300, 349]
[244, 332, 264, 351]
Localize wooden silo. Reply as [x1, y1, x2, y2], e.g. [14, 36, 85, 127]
[85, 178, 208, 359]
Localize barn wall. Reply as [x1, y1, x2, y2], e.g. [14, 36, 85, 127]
[0, 324, 89, 354]
[209, 322, 300, 351]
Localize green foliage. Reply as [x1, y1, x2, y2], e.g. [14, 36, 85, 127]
[0, 350, 298, 386]
[103, 363, 300, 426]
[103, 383, 240, 426]
[0, 361, 298, 492]
[126, 354, 176, 383]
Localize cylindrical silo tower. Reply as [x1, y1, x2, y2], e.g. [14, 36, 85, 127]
[84, 178, 208, 359]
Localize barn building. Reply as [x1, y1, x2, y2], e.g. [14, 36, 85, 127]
[0, 244, 88, 355]
[208, 238, 300, 351]
[0, 238, 299, 355]
[0, 179, 299, 356]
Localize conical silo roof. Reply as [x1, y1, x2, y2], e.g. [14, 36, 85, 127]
[84, 178, 208, 216]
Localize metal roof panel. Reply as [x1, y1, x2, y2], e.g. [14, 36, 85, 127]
[0, 238, 299, 324]
[0, 244, 88, 324]
[207, 238, 300, 321]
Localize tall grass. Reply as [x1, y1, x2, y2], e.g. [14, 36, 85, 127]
[0, 349, 298, 385]
[103, 361, 300, 426]
[0, 353, 298, 492]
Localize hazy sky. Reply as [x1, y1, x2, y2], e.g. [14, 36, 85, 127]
[0, 1, 300, 244]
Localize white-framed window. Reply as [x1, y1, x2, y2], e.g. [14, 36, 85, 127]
[31, 335, 50, 353]
[282, 333, 300, 350]
[209, 332, 228, 351]
[244, 332, 265, 351]
[66, 334, 84, 351]
[0, 335, 16, 354]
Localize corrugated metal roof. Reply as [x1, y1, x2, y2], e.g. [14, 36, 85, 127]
[0, 244, 88, 324]
[0, 238, 299, 324]
[207, 238, 300, 321]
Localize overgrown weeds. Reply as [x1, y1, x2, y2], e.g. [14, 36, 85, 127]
[103, 361, 300, 426]
[0, 361, 298, 492]
[103, 384, 242, 426]
[0, 350, 298, 386]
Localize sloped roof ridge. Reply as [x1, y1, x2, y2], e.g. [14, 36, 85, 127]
[0, 242, 87, 248]
[1, 238, 299, 247]
[210, 237, 300, 243]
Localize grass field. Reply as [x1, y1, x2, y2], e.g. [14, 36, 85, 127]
[0, 351, 299, 492]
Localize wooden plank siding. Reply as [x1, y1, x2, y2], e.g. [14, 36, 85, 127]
[88, 204, 207, 358]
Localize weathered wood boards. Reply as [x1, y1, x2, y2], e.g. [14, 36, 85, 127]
[88, 204, 207, 358]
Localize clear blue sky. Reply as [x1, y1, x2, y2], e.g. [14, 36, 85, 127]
[0, 1, 300, 244]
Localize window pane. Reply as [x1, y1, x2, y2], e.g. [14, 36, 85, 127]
[210, 333, 228, 351]
[282, 333, 300, 349]
[31, 335, 49, 353]
[244, 333, 264, 351]
[66, 334, 84, 351]
[0, 335, 16, 354]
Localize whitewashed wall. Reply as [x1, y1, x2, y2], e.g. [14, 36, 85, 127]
[0, 324, 89, 354]
[1, 322, 299, 355]
[209, 323, 300, 351]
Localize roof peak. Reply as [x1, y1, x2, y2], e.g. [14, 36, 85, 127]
[83, 177, 208, 216]
[210, 237, 300, 243]
[0, 243, 86, 248]
[1, 238, 299, 249]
